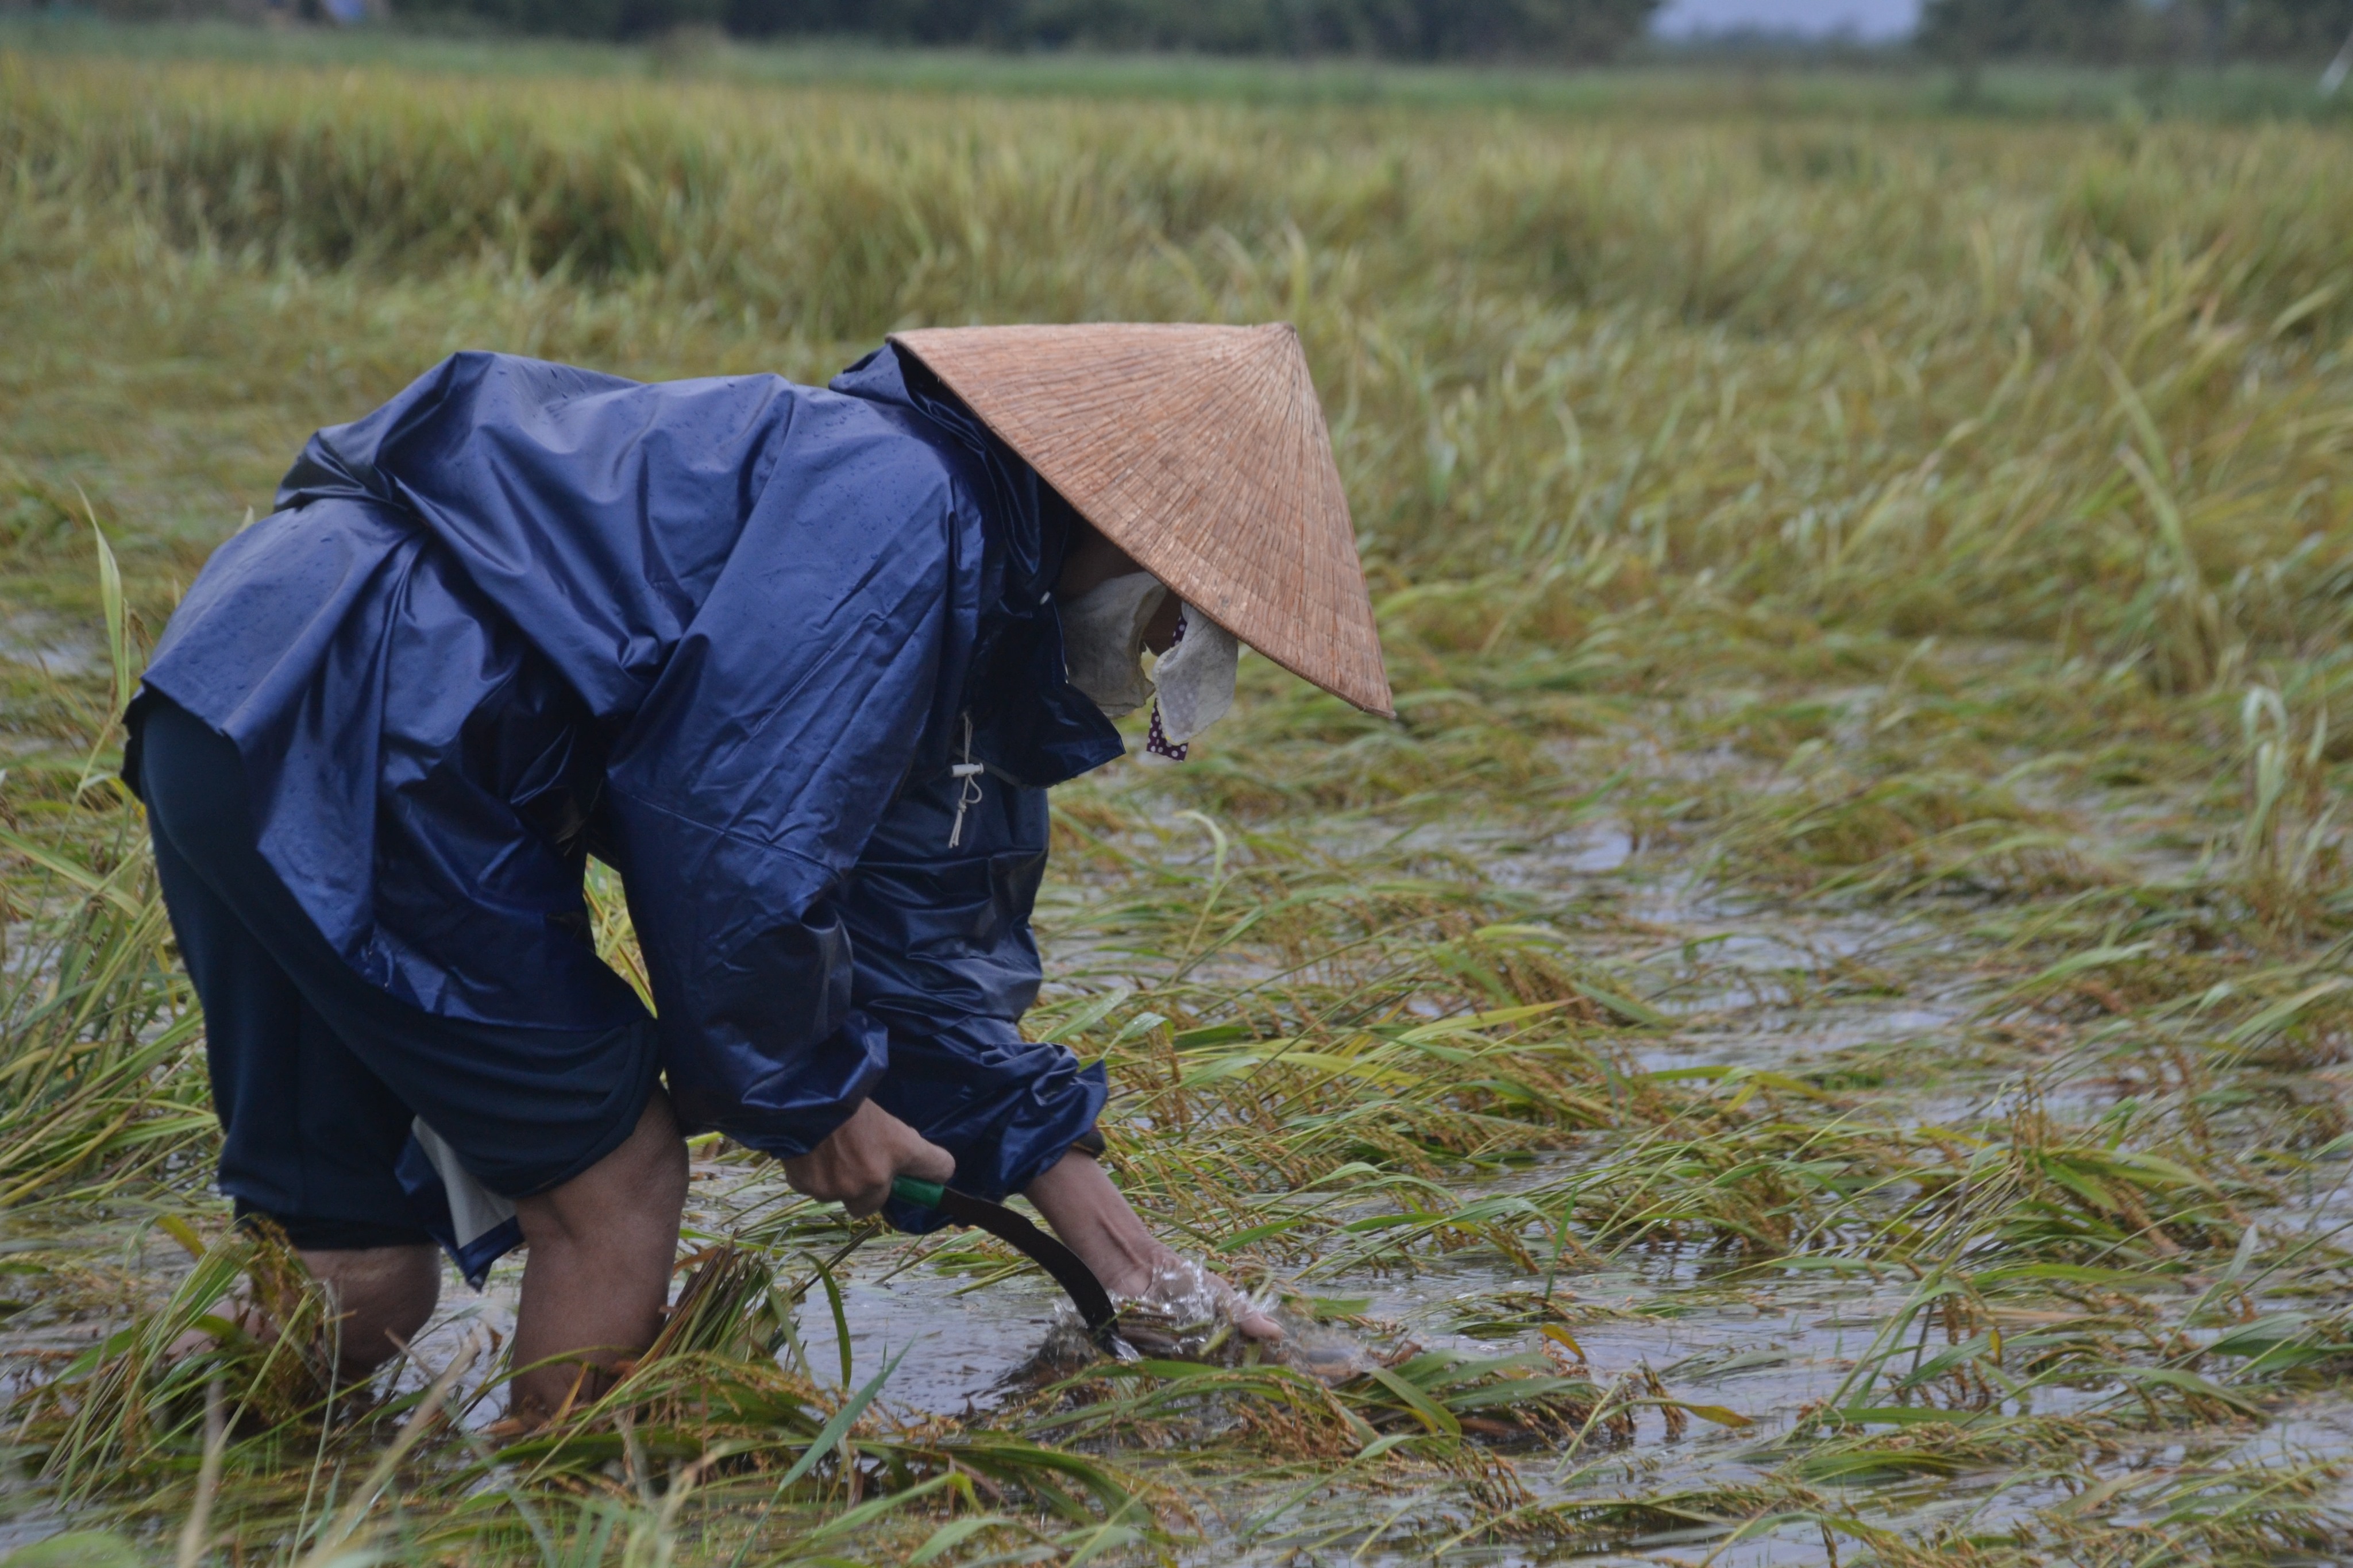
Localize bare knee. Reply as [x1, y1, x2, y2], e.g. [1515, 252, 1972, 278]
[621, 1090, 689, 1211]
[300, 1243, 442, 1375]
[516, 1091, 687, 1252]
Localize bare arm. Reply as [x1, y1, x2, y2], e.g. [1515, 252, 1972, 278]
[1024, 1151, 1281, 1341]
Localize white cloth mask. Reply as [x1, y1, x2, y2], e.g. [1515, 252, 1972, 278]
[1150, 605, 1238, 745]
[1060, 570, 1167, 718]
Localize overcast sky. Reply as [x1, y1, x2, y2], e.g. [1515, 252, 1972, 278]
[1652, 0, 1922, 40]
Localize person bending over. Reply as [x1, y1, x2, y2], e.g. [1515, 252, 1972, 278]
[130, 325, 1391, 1420]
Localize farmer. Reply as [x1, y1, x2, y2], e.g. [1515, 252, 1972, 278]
[126, 324, 1392, 1421]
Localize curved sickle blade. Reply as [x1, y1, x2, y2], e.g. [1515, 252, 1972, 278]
[893, 1179, 1117, 1335]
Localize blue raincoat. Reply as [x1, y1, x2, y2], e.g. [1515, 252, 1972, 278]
[130, 346, 1125, 1228]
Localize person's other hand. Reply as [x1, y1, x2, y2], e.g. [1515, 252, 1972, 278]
[1024, 1150, 1283, 1342]
[782, 1099, 954, 1218]
[1120, 1252, 1285, 1343]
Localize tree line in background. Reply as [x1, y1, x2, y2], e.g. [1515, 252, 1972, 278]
[1922, 0, 2353, 63]
[388, 0, 1664, 57]
[24, 0, 2353, 63]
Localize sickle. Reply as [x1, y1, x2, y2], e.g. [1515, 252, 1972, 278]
[890, 1176, 1119, 1338]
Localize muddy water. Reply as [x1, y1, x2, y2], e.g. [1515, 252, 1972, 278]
[13, 768, 2351, 1565]
[403, 1238, 1079, 1424]
[0, 611, 101, 681]
[1145, 797, 2353, 1557]
[391, 790, 2353, 1563]
[323, 1109, 2353, 1565]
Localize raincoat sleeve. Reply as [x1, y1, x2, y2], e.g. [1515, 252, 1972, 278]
[842, 766, 1108, 1231]
[593, 440, 981, 1157]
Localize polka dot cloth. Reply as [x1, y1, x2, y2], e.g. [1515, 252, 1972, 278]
[1145, 608, 1189, 760]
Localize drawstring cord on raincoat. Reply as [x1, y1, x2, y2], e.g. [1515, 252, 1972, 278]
[948, 712, 984, 849]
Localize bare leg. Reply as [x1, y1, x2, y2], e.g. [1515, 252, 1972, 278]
[300, 1245, 443, 1377]
[170, 1242, 439, 1381]
[508, 1090, 689, 1423]
[1023, 1152, 1282, 1340]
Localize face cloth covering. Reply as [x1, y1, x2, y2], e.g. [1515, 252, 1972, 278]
[1144, 605, 1237, 760]
[1062, 571, 1165, 718]
[1061, 570, 1239, 758]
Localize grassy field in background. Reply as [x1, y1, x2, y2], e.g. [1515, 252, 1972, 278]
[3, 31, 2353, 1568]
[6, 15, 2353, 121]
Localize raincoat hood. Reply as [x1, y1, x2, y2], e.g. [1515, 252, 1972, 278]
[827, 346, 1123, 786]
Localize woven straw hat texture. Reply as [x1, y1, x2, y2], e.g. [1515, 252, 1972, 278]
[889, 322, 1394, 717]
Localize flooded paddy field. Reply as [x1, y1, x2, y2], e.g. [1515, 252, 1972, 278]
[4, 33, 2353, 1568]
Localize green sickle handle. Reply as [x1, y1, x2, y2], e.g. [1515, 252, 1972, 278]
[892, 1175, 947, 1209]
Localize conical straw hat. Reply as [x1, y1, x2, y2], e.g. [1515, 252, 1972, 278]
[889, 322, 1394, 718]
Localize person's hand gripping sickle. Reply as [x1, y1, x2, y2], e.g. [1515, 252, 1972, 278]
[781, 1098, 957, 1216]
